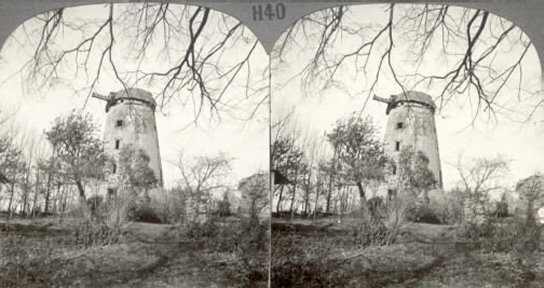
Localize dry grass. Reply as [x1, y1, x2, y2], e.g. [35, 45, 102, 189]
[0, 217, 265, 288]
[271, 216, 544, 288]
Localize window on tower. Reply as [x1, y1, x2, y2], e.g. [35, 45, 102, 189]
[116, 120, 123, 127]
[112, 163, 117, 174]
[392, 164, 397, 175]
[107, 188, 116, 200]
[387, 189, 397, 201]
[115, 139, 120, 149]
[395, 141, 400, 151]
[396, 122, 403, 129]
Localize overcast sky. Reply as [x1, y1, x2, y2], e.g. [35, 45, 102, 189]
[271, 4, 544, 191]
[0, 4, 269, 189]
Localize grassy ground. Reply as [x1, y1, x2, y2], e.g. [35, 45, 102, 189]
[271, 216, 544, 288]
[0, 217, 267, 288]
[5, 215, 542, 287]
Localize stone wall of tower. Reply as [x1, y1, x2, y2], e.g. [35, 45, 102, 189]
[383, 102, 442, 189]
[103, 99, 163, 191]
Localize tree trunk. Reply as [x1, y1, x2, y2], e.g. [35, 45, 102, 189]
[7, 182, 15, 220]
[61, 186, 68, 215]
[44, 155, 56, 213]
[44, 171, 53, 213]
[313, 184, 320, 220]
[326, 148, 337, 213]
[289, 181, 298, 220]
[75, 180, 90, 219]
[303, 184, 310, 216]
[22, 168, 31, 217]
[303, 168, 313, 217]
[276, 185, 284, 213]
[54, 182, 61, 213]
[356, 181, 370, 222]
[21, 187, 28, 217]
[31, 168, 40, 218]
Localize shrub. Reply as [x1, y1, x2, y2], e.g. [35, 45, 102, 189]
[86, 195, 103, 217]
[128, 205, 162, 223]
[430, 190, 464, 224]
[493, 193, 509, 218]
[458, 217, 528, 253]
[368, 196, 387, 220]
[405, 204, 441, 224]
[351, 219, 396, 248]
[215, 191, 232, 217]
[74, 219, 120, 248]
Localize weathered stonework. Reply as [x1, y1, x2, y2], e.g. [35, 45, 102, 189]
[374, 91, 443, 197]
[93, 88, 163, 197]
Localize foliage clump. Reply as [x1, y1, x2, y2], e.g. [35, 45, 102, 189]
[405, 203, 442, 224]
[74, 220, 120, 248]
[351, 219, 397, 247]
[128, 205, 163, 223]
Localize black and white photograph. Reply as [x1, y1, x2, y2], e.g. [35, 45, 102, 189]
[270, 4, 544, 287]
[1, 1, 544, 288]
[0, 3, 269, 287]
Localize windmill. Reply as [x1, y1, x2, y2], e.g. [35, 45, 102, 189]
[92, 88, 163, 197]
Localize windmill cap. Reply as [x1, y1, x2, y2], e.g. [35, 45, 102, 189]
[110, 88, 157, 109]
[392, 91, 436, 111]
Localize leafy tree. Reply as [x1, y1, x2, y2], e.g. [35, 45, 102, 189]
[117, 145, 158, 199]
[396, 146, 438, 203]
[45, 111, 108, 216]
[327, 114, 389, 220]
[39, 154, 61, 213]
[0, 140, 25, 219]
[271, 136, 305, 213]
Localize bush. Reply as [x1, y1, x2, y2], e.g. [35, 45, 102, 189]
[405, 204, 441, 224]
[458, 217, 527, 253]
[431, 190, 464, 224]
[150, 190, 186, 224]
[493, 193, 509, 218]
[368, 196, 387, 220]
[351, 219, 396, 248]
[128, 205, 162, 223]
[215, 191, 232, 217]
[86, 195, 103, 217]
[74, 219, 120, 248]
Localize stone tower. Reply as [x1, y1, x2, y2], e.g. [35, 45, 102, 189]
[373, 91, 442, 193]
[92, 88, 163, 196]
